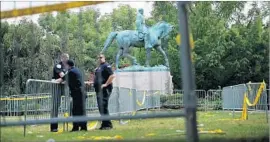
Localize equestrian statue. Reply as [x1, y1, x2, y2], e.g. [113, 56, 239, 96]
[101, 8, 174, 70]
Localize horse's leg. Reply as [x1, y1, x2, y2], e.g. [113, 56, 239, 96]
[121, 39, 138, 66]
[123, 47, 138, 66]
[145, 48, 151, 67]
[123, 53, 138, 66]
[116, 49, 123, 69]
[144, 33, 152, 67]
[156, 45, 169, 67]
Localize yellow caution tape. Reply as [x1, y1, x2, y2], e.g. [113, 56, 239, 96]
[77, 136, 86, 139]
[1, 1, 109, 19]
[190, 34, 194, 49]
[145, 133, 156, 136]
[241, 93, 248, 120]
[128, 89, 160, 107]
[218, 118, 242, 121]
[199, 129, 225, 134]
[76, 135, 123, 140]
[176, 129, 225, 134]
[64, 112, 69, 118]
[0, 96, 50, 101]
[122, 90, 159, 123]
[119, 111, 137, 124]
[0, 93, 95, 101]
[175, 33, 194, 49]
[88, 121, 98, 130]
[176, 33, 195, 62]
[128, 89, 132, 96]
[153, 91, 160, 95]
[241, 81, 266, 120]
[136, 90, 146, 107]
[62, 112, 98, 131]
[176, 34, 181, 45]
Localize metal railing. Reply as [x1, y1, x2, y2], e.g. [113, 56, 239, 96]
[2, 86, 267, 119]
[0, 88, 226, 119]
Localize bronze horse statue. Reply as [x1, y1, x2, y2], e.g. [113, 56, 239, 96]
[101, 21, 174, 69]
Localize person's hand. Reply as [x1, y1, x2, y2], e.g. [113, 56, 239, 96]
[85, 81, 93, 86]
[101, 84, 107, 89]
[54, 78, 62, 83]
[51, 79, 59, 83]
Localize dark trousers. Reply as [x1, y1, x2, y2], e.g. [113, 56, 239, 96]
[71, 90, 87, 130]
[96, 88, 112, 128]
[50, 84, 64, 131]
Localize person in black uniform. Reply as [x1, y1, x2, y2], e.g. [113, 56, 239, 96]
[50, 53, 69, 132]
[66, 60, 87, 131]
[94, 54, 115, 130]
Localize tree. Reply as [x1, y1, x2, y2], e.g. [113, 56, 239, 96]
[1, 1, 269, 96]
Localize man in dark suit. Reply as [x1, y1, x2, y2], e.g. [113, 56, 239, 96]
[66, 60, 87, 131]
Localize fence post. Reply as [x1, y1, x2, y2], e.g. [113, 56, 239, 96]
[232, 86, 235, 118]
[132, 88, 137, 113]
[64, 82, 69, 131]
[204, 90, 207, 111]
[265, 88, 268, 123]
[116, 87, 120, 124]
[146, 90, 149, 115]
[177, 2, 198, 142]
[24, 79, 32, 137]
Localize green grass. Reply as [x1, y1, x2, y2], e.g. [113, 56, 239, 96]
[0, 111, 269, 142]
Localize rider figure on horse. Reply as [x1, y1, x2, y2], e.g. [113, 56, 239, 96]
[136, 8, 150, 49]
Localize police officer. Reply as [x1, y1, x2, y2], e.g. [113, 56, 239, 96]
[50, 53, 69, 132]
[94, 54, 115, 130]
[66, 60, 87, 131]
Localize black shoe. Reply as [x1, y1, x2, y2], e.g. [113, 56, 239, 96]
[99, 127, 112, 130]
[80, 128, 87, 131]
[70, 128, 79, 132]
[50, 129, 58, 132]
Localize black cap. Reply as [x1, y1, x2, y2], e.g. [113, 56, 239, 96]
[67, 60, 75, 67]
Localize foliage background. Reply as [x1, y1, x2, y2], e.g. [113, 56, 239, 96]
[0, 2, 269, 96]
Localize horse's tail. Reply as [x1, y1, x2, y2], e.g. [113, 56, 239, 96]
[101, 32, 118, 53]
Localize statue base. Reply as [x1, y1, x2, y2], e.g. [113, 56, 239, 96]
[113, 65, 173, 94]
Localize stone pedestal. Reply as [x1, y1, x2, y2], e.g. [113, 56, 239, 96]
[113, 70, 173, 94]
